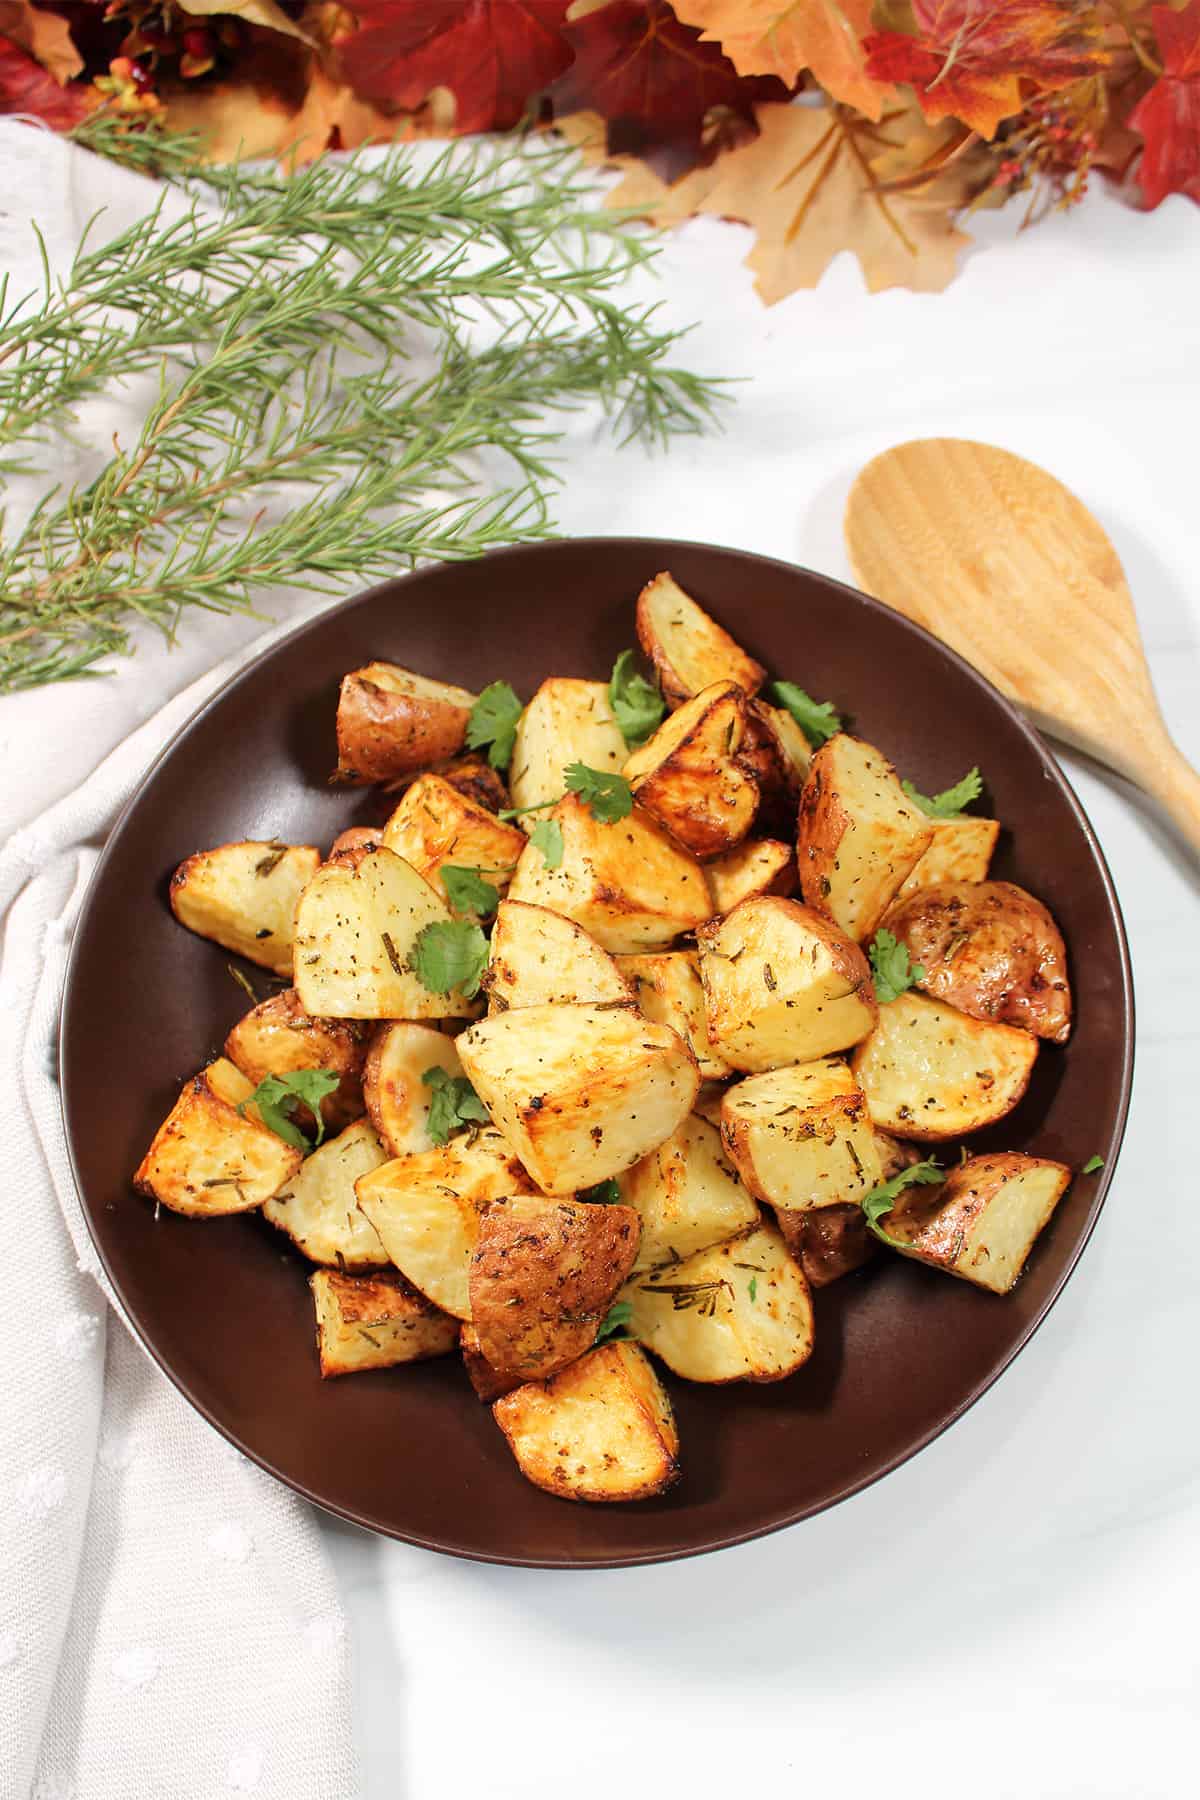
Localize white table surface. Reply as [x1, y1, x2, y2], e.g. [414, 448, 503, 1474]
[6, 130, 1200, 1797]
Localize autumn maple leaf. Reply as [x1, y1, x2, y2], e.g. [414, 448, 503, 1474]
[864, 0, 1106, 140]
[551, 0, 787, 178]
[670, 0, 892, 120]
[0, 30, 90, 126]
[1130, 0, 1200, 207]
[340, 0, 573, 135]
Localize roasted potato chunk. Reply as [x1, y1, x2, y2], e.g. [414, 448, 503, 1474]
[328, 827, 385, 858]
[697, 897, 877, 1072]
[457, 1003, 700, 1195]
[506, 793, 712, 952]
[387, 754, 509, 814]
[134, 1057, 301, 1216]
[355, 1127, 539, 1319]
[334, 662, 476, 785]
[797, 734, 934, 941]
[894, 813, 1000, 898]
[460, 1321, 522, 1401]
[775, 1204, 876, 1288]
[508, 677, 625, 813]
[223, 988, 368, 1132]
[622, 680, 758, 856]
[635, 571, 765, 708]
[619, 1112, 757, 1268]
[737, 701, 811, 835]
[170, 840, 321, 976]
[485, 900, 631, 1011]
[629, 1222, 812, 1383]
[469, 1195, 641, 1381]
[311, 1268, 458, 1376]
[851, 993, 1038, 1140]
[263, 1119, 389, 1267]
[362, 1021, 466, 1158]
[720, 1058, 882, 1213]
[617, 949, 731, 1081]
[380, 774, 525, 911]
[493, 1341, 680, 1503]
[293, 845, 479, 1020]
[884, 880, 1072, 1043]
[704, 838, 796, 916]
[884, 1152, 1073, 1293]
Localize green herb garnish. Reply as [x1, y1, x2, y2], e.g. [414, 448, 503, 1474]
[594, 1300, 635, 1344]
[861, 1159, 944, 1248]
[902, 767, 983, 818]
[580, 1178, 622, 1204]
[748, 1274, 758, 1303]
[869, 927, 926, 1004]
[422, 1067, 490, 1146]
[239, 1069, 340, 1153]
[768, 680, 842, 747]
[528, 818, 564, 868]
[466, 682, 522, 772]
[564, 762, 634, 823]
[1080, 1154, 1105, 1174]
[440, 864, 502, 918]
[609, 650, 665, 749]
[407, 920, 489, 998]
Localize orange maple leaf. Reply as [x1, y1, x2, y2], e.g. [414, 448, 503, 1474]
[1130, 0, 1200, 206]
[0, 0, 81, 85]
[670, 0, 893, 119]
[864, 0, 1108, 140]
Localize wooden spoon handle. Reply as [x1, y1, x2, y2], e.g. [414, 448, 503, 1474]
[1123, 730, 1200, 858]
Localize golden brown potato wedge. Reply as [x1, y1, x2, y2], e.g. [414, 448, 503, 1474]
[894, 813, 1000, 898]
[484, 900, 631, 1012]
[622, 680, 758, 856]
[697, 896, 877, 1072]
[355, 1127, 539, 1319]
[493, 1341, 680, 1502]
[508, 677, 625, 813]
[311, 1268, 458, 1376]
[775, 1204, 876, 1288]
[387, 754, 509, 814]
[851, 993, 1038, 1140]
[457, 1002, 700, 1195]
[883, 1152, 1073, 1294]
[884, 880, 1072, 1043]
[635, 571, 765, 708]
[460, 1321, 523, 1401]
[380, 774, 525, 910]
[720, 1058, 882, 1213]
[361, 1021, 466, 1158]
[619, 1112, 758, 1268]
[797, 734, 934, 941]
[704, 838, 796, 916]
[506, 793, 712, 952]
[328, 827, 385, 858]
[334, 662, 476, 785]
[737, 701, 811, 835]
[134, 1058, 301, 1217]
[223, 988, 368, 1133]
[170, 840, 321, 976]
[628, 1221, 812, 1383]
[617, 949, 731, 1081]
[263, 1119, 390, 1267]
[469, 1195, 641, 1381]
[293, 846, 480, 1020]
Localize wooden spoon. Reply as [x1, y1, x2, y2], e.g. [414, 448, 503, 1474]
[844, 437, 1200, 857]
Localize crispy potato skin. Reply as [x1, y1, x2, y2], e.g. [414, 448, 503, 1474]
[623, 680, 758, 857]
[134, 1058, 301, 1216]
[884, 880, 1072, 1043]
[224, 988, 368, 1132]
[484, 900, 632, 1011]
[738, 702, 810, 837]
[328, 827, 385, 858]
[311, 1268, 458, 1376]
[460, 1322, 523, 1402]
[704, 839, 796, 916]
[636, 572, 765, 708]
[170, 840, 320, 975]
[851, 992, 1038, 1140]
[334, 664, 476, 784]
[493, 1342, 680, 1502]
[776, 1204, 877, 1287]
[797, 735, 934, 942]
[469, 1196, 641, 1381]
[386, 754, 509, 814]
[381, 773, 526, 906]
[885, 1152, 1073, 1293]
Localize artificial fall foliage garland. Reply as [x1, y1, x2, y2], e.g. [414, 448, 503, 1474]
[2, 0, 1199, 297]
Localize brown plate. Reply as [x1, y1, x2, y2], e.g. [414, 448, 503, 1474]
[59, 540, 1133, 1568]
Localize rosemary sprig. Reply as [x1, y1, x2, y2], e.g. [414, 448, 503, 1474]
[0, 123, 725, 692]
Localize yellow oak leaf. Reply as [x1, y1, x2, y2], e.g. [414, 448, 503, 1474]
[670, 0, 893, 118]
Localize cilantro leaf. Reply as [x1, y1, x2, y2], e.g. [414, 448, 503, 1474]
[748, 1274, 758, 1303]
[580, 1178, 621, 1205]
[440, 864, 501, 918]
[861, 1158, 944, 1248]
[528, 817, 564, 868]
[609, 649, 665, 749]
[768, 679, 842, 747]
[238, 1068, 340, 1153]
[869, 927, 925, 1004]
[422, 1066, 490, 1146]
[407, 920, 489, 998]
[465, 681, 522, 772]
[594, 1299, 635, 1344]
[564, 761, 633, 823]
[901, 766, 983, 819]
[1081, 1154, 1105, 1175]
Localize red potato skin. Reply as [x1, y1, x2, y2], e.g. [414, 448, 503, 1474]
[775, 1204, 878, 1287]
[329, 827, 384, 858]
[460, 1323, 523, 1402]
[334, 672, 472, 785]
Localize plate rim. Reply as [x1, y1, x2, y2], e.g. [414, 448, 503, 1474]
[58, 537, 1135, 1568]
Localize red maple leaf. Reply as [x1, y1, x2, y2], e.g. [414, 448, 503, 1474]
[864, 1, 1105, 140]
[551, 0, 788, 178]
[0, 31, 89, 126]
[340, 0, 573, 135]
[1131, 0, 1200, 207]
